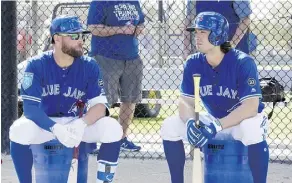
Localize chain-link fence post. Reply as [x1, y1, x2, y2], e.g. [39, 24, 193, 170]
[1, 1, 18, 154]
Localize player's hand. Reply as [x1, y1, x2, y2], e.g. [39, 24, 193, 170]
[186, 115, 223, 148]
[65, 118, 87, 147]
[50, 123, 81, 148]
[186, 119, 208, 148]
[198, 114, 223, 139]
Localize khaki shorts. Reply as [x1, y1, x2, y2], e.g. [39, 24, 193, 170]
[94, 55, 143, 106]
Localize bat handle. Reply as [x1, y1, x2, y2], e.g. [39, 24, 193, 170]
[73, 147, 79, 159]
[74, 100, 84, 159]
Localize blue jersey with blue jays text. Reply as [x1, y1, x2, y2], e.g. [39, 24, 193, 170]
[187, 0, 252, 53]
[180, 49, 265, 118]
[87, 0, 145, 60]
[21, 51, 105, 131]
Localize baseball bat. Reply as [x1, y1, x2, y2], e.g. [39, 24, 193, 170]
[192, 74, 203, 183]
[67, 100, 85, 183]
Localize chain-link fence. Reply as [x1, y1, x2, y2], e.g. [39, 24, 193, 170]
[2, 0, 291, 164]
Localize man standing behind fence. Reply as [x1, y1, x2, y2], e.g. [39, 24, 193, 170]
[184, 0, 252, 58]
[87, 0, 145, 152]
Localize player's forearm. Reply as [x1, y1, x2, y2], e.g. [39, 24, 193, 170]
[230, 17, 251, 47]
[134, 25, 145, 36]
[82, 103, 106, 125]
[178, 96, 196, 123]
[219, 97, 259, 129]
[88, 24, 125, 37]
[23, 102, 55, 132]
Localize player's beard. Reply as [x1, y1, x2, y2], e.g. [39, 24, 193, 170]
[61, 42, 83, 58]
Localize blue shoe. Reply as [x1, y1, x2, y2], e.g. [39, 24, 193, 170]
[120, 137, 141, 152]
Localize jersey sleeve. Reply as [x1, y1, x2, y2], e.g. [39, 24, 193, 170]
[138, 3, 145, 24]
[237, 57, 262, 102]
[86, 61, 109, 115]
[87, 1, 106, 25]
[233, 0, 252, 19]
[180, 58, 195, 98]
[21, 60, 55, 131]
[20, 61, 42, 103]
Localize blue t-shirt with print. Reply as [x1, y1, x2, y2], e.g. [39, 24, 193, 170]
[87, 0, 145, 60]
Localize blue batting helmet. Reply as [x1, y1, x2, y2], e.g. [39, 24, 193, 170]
[50, 15, 90, 36]
[186, 12, 229, 46]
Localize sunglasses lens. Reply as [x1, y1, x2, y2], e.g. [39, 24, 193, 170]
[70, 34, 79, 40]
[58, 33, 86, 41]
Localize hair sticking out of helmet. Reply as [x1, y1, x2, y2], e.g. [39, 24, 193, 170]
[186, 11, 229, 46]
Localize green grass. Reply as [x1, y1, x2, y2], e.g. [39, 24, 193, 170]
[110, 91, 292, 142]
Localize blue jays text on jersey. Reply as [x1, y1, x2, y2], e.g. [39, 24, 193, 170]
[41, 84, 85, 99]
[180, 49, 265, 119]
[20, 51, 105, 131]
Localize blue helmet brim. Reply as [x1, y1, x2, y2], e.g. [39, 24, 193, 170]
[186, 25, 211, 32]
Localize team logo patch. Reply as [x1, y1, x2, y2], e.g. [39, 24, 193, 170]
[248, 78, 256, 86]
[98, 79, 104, 87]
[22, 72, 34, 90]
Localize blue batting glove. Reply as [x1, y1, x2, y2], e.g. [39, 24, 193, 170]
[186, 119, 208, 148]
[198, 114, 223, 139]
[186, 114, 223, 148]
[198, 122, 218, 139]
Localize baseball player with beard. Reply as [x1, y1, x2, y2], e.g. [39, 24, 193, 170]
[9, 15, 122, 183]
[161, 12, 269, 183]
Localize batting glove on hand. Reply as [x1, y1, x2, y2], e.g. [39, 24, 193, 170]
[50, 123, 81, 148]
[186, 114, 223, 148]
[65, 118, 87, 147]
[198, 114, 223, 139]
[186, 119, 208, 148]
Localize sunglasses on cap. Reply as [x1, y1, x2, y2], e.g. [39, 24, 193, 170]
[57, 33, 87, 41]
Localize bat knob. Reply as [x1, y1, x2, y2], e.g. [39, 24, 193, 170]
[195, 124, 202, 128]
[76, 100, 85, 108]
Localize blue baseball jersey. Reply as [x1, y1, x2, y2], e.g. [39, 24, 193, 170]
[21, 51, 106, 131]
[187, 0, 252, 53]
[87, 0, 145, 60]
[180, 49, 265, 119]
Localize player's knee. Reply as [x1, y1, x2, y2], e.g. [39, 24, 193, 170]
[99, 117, 123, 143]
[160, 115, 185, 141]
[9, 117, 39, 145]
[232, 113, 269, 146]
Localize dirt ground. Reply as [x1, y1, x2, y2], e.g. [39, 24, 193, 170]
[1, 154, 291, 183]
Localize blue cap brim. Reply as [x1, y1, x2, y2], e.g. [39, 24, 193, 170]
[66, 28, 91, 34]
